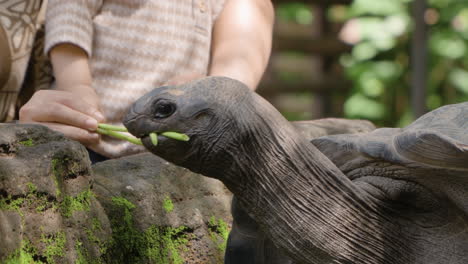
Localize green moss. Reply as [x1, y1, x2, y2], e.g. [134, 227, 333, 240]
[85, 217, 108, 256]
[105, 197, 141, 263]
[3, 239, 40, 264]
[31, 196, 52, 214]
[0, 195, 25, 216]
[24, 183, 51, 213]
[19, 138, 34, 147]
[41, 231, 66, 264]
[1, 183, 104, 264]
[26, 182, 37, 193]
[111, 196, 136, 210]
[74, 242, 88, 264]
[106, 196, 191, 264]
[74, 240, 103, 264]
[109, 197, 139, 256]
[51, 159, 62, 197]
[60, 189, 93, 218]
[144, 226, 190, 264]
[0, 183, 57, 217]
[52, 156, 85, 182]
[208, 216, 230, 253]
[4, 233, 99, 264]
[162, 196, 174, 213]
[35, 204, 47, 213]
[92, 217, 102, 231]
[52, 158, 95, 217]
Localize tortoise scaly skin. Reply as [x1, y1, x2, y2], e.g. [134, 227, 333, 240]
[124, 77, 468, 264]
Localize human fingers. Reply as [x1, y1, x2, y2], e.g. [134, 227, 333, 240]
[21, 100, 99, 131]
[35, 122, 101, 146]
[44, 89, 104, 121]
[56, 84, 104, 121]
[19, 90, 104, 131]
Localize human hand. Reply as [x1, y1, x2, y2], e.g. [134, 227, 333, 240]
[19, 85, 105, 146]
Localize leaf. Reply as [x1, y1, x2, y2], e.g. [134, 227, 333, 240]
[350, 0, 405, 16]
[344, 94, 385, 120]
[430, 31, 466, 59]
[448, 68, 468, 94]
[352, 42, 378, 61]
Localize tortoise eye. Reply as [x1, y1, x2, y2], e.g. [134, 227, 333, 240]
[153, 100, 176, 118]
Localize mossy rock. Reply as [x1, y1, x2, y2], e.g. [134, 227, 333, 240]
[0, 124, 112, 264]
[0, 124, 233, 263]
[92, 153, 233, 264]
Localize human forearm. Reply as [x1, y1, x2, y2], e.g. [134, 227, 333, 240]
[50, 43, 99, 106]
[208, 0, 274, 90]
[19, 43, 104, 146]
[19, 0, 105, 147]
[46, 0, 102, 96]
[51, 43, 91, 87]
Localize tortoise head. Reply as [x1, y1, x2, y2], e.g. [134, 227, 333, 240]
[123, 76, 259, 176]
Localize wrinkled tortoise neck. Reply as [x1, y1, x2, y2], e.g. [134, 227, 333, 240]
[208, 116, 402, 263]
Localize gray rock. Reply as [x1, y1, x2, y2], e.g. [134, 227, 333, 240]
[92, 153, 233, 264]
[0, 124, 111, 264]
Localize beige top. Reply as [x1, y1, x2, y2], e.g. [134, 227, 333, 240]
[45, 0, 225, 158]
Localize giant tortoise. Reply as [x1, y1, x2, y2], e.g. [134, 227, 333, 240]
[123, 77, 468, 264]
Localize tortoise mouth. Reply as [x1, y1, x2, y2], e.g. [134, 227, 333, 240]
[139, 131, 190, 154]
[141, 134, 196, 170]
[139, 132, 166, 149]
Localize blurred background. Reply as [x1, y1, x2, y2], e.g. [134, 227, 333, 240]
[257, 0, 468, 127]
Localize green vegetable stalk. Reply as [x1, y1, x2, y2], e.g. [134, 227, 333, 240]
[161, 132, 190, 142]
[96, 124, 190, 146]
[96, 128, 143, 145]
[150, 132, 158, 146]
[98, 123, 128, 132]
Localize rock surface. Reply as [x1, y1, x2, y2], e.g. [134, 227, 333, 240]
[0, 119, 376, 263]
[92, 154, 232, 264]
[0, 124, 111, 263]
[0, 124, 233, 264]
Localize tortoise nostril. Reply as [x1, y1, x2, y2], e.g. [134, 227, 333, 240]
[123, 118, 140, 137]
[123, 111, 147, 138]
[123, 108, 139, 133]
[123, 114, 160, 138]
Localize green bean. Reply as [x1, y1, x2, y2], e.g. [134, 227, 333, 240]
[161, 132, 190, 142]
[149, 132, 158, 146]
[96, 123, 189, 146]
[96, 128, 143, 145]
[98, 123, 128, 132]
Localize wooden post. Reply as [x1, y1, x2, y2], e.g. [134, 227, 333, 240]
[311, 3, 333, 119]
[411, 0, 428, 118]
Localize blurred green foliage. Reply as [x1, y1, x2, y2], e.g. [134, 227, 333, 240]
[277, 2, 315, 24]
[340, 0, 468, 126]
[276, 0, 468, 126]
